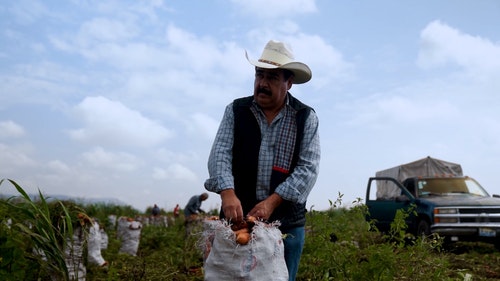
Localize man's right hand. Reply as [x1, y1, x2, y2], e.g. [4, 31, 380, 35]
[220, 189, 244, 222]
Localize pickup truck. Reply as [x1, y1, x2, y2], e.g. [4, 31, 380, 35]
[365, 157, 500, 248]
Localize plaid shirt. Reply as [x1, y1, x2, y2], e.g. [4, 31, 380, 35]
[205, 95, 320, 204]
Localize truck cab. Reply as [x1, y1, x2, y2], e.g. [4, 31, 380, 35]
[366, 175, 500, 247]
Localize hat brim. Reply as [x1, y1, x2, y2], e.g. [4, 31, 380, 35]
[245, 51, 312, 84]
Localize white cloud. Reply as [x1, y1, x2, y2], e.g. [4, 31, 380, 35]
[9, 0, 48, 24]
[187, 113, 220, 140]
[0, 120, 25, 138]
[345, 93, 459, 131]
[78, 17, 138, 43]
[418, 20, 500, 74]
[377, 95, 458, 124]
[230, 0, 317, 18]
[46, 160, 71, 173]
[152, 163, 197, 182]
[80, 146, 140, 172]
[69, 96, 174, 148]
[0, 143, 37, 175]
[289, 34, 354, 88]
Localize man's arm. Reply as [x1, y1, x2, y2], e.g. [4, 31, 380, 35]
[204, 104, 244, 221]
[205, 104, 235, 193]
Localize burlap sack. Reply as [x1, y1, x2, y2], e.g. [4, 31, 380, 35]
[202, 220, 288, 281]
[87, 220, 106, 266]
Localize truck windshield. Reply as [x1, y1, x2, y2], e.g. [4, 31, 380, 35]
[417, 178, 489, 197]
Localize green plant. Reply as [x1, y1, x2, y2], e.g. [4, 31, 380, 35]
[3, 183, 500, 280]
[0, 213, 33, 280]
[385, 204, 416, 248]
[0, 179, 91, 280]
[299, 194, 458, 281]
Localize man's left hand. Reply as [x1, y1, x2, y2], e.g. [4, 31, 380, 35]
[247, 193, 283, 220]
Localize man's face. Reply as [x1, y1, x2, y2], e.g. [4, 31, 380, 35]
[253, 67, 292, 111]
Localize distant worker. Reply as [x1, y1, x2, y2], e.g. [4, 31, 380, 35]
[184, 193, 209, 235]
[184, 193, 209, 217]
[173, 204, 180, 218]
[152, 204, 160, 217]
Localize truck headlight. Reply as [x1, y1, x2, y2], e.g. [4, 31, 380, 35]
[434, 208, 458, 223]
[435, 208, 457, 214]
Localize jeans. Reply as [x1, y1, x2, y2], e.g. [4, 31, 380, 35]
[283, 226, 305, 281]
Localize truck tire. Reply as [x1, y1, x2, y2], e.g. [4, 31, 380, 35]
[495, 239, 500, 251]
[417, 220, 431, 237]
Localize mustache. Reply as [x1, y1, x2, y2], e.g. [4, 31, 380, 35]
[257, 87, 272, 96]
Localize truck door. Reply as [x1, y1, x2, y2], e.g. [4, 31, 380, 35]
[366, 177, 413, 232]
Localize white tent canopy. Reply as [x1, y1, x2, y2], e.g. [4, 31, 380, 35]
[374, 156, 463, 199]
[376, 156, 463, 181]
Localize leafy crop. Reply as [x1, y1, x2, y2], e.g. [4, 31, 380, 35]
[2, 181, 500, 280]
[0, 179, 89, 280]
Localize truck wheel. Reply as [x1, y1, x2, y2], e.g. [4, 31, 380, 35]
[417, 220, 431, 237]
[494, 239, 500, 251]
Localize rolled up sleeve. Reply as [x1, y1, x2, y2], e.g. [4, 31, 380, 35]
[204, 104, 235, 193]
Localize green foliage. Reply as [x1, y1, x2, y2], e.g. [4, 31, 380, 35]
[0, 178, 91, 280]
[84, 202, 140, 222]
[87, 216, 205, 281]
[0, 218, 33, 281]
[2, 183, 500, 280]
[299, 195, 455, 281]
[386, 204, 416, 248]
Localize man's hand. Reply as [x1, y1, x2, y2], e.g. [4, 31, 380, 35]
[248, 193, 283, 221]
[220, 189, 243, 222]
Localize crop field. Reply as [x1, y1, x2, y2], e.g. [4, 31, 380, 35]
[1, 180, 500, 280]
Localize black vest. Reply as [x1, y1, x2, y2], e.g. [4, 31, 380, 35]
[229, 94, 312, 230]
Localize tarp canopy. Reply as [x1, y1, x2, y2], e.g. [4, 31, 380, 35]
[376, 156, 463, 181]
[374, 156, 463, 199]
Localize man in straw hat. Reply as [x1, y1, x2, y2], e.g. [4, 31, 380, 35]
[205, 40, 320, 280]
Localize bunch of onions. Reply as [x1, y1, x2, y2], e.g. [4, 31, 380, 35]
[231, 216, 257, 245]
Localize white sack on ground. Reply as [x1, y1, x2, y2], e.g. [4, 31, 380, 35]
[64, 226, 86, 281]
[138, 216, 149, 226]
[108, 214, 117, 228]
[116, 216, 128, 239]
[87, 220, 107, 266]
[117, 217, 142, 256]
[100, 227, 109, 250]
[202, 220, 288, 281]
[150, 215, 168, 227]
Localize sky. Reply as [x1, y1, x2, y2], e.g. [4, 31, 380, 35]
[1, 0, 500, 213]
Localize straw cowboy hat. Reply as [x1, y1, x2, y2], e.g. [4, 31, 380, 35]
[246, 40, 312, 84]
